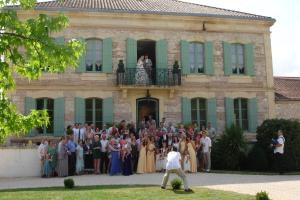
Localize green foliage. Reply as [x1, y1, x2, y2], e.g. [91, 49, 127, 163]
[170, 178, 182, 190]
[64, 178, 75, 189]
[256, 119, 300, 171]
[0, 0, 84, 143]
[212, 124, 246, 170]
[256, 191, 270, 200]
[246, 144, 268, 171]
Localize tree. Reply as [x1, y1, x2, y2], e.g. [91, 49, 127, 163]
[0, 0, 84, 143]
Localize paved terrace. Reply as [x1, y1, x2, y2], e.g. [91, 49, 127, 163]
[0, 173, 299, 200]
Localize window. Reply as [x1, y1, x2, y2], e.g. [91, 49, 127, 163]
[189, 42, 204, 73]
[231, 44, 245, 74]
[85, 98, 103, 129]
[85, 39, 102, 72]
[36, 98, 54, 134]
[234, 98, 248, 131]
[191, 98, 207, 127]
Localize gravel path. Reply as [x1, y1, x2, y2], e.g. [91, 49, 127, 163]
[1, 173, 299, 200]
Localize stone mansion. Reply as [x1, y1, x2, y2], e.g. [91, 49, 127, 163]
[10, 0, 277, 138]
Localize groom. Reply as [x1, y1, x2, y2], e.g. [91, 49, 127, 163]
[144, 54, 153, 83]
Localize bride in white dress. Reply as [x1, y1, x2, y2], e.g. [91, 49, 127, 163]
[135, 56, 149, 85]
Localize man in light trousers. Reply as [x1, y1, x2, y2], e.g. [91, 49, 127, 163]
[161, 146, 192, 192]
[200, 131, 212, 172]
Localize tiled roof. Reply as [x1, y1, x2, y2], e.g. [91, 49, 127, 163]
[9, 0, 275, 22]
[274, 77, 300, 101]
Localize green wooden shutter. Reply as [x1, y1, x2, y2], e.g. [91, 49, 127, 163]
[54, 98, 65, 136]
[103, 97, 113, 124]
[55, 37, 64, 45]
[223, 42, 232, 76]
[126, 38, 137, 69]
[75, 97, 85, 124]
[180, 40, 190, 75]
[24, 97, 37, 136]
[245, 43, 255, 76]
[248, 98, 258, 133]
[156, 39, 168, 69]
[181, 97, 191, 124]
[225, 97, 234, 128]
[102, 38, 113, 73]
[205, 41, 214, 75]
[207, 98, 217, 130]
[76, 38, 86, 72]
[156, 39, 168, 85]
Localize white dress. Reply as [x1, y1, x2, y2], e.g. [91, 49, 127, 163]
[135, 60, 149, 85]
[183, 155, 191, 172]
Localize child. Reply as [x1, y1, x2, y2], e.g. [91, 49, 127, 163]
[183, 150, 191, 173]
[155, 149, 162, 172]
[76, 140, 84, 175]
[43, 149, 52, 178]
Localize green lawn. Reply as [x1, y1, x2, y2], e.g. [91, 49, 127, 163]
[0, 185, 254, 200]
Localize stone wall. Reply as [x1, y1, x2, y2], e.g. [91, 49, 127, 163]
[275, 101, 300, 120]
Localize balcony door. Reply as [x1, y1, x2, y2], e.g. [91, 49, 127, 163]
[136, 97, 159, 128]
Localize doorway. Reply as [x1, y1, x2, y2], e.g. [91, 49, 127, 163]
[136, 97, 159, 128]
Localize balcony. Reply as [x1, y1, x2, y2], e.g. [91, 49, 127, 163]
[116, 68, 181, 87]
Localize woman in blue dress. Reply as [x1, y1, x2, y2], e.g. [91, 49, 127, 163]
[109, 139, 121, 176]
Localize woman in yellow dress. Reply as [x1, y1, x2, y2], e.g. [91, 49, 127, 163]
[187, 136, 197, 173]
[146, 137, 156, 173]
[179, 135, 187, 167]
[137, 138, 147, 174]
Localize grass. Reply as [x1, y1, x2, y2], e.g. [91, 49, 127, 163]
[0, 185, 255, 200]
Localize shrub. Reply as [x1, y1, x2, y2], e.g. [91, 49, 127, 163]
[256, 119, 300, 171]
[256, 191, 270, 200]
[64, 178, 75, 189]
[246, 144, 268, 171]
[212, 124, 247, 170]
[170, 178, 182, 190]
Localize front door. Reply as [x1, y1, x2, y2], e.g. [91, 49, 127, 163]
[136, 98, 159, 128]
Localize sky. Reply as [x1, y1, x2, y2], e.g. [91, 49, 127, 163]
[181, 0, 300, 76]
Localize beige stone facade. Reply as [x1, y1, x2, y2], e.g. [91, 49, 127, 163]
[12, 9, 275, 135]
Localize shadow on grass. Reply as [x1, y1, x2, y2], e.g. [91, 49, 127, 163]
[1, 185, 159, 193]
[166, 188, 195, 195]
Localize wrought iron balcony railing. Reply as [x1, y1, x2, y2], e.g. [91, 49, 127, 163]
[116, 68, 181, 86]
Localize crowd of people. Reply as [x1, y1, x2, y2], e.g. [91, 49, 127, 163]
[37, 116, 215, 178]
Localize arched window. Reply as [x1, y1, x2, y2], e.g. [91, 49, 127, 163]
[191, 98, 207, 127]
[85, 98, 103, 129]
[85, 38, 103, 72]
[234, 98, 248, 130]
[231, 44, 245, 74]
[189, 42, 204, 73]
[36, 98, 54, 134]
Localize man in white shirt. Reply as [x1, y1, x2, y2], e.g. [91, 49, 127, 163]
[161, 147, 192, 192]
[72, 123, 80, 144]
[272, 129, 285, 174]
[37, 138, 47, 177]
[200, 131, 212, 172]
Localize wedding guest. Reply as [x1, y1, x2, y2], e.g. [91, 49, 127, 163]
[187, 136, 197, 173]
[100, 134, 109, 174]
[83, 140, 93, 172]
[172, 136, 179, 150]
[179, 135, 187, 167]
[183, 150, 191, 173]
[200, 131, 212, 172]
[161, 142, 168, 172]
[67, 135, 77, 176]
[207, 122, 216, 141]
[272, 129, 285, 174]
[155, 149, 163, 172]
[146, 137, 156, 173]
[57, 136, 68, 177]
[72, 123, 80, 144]
[108, 123, 118, 137]
[195, 134, 204, 171]
[38, 138, 47, 177]
[43, 148, 51, 178]
[122, 142, 133, 176]
[48, 140, 57, 177]
[137, 139, 147, 174]
[109, 139, 121, 176]
[92, 135, 101, 174]
[76, 140, 84, 175]
[131, 136, 139, 173]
